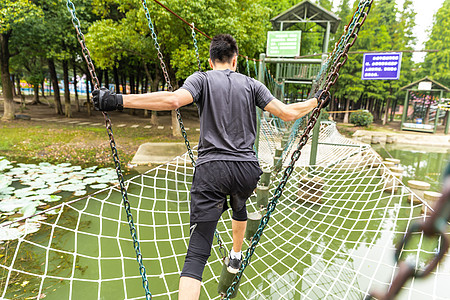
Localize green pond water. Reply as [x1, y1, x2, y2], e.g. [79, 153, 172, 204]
[373, 144, 450, 192]
[1, 149, 450, 299]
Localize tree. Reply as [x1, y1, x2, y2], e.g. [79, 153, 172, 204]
[0, 0, 42, 120]
[86, 0, 271, 135]
[330, 0, 417, 124]
[422, 0, 450, 87]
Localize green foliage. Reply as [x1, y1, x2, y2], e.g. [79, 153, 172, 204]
[86, 0, 271, 82]
[422, 0, 450, 87]
[329, 0, 418, 122]
[0, 0, 42, 34]
[349, 110, 373, 126]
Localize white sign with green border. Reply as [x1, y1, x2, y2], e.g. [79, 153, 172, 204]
[266, 31, 301, 57]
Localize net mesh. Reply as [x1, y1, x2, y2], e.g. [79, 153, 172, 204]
[1, 121, 449, 299]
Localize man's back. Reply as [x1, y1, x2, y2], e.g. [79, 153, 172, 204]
[181, 69, 273, 165]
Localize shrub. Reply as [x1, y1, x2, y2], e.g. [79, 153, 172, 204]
[349, 110, 373, 127]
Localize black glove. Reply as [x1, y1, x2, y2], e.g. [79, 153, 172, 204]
[92, 88, 123, 111]
[314, 89, 331, 108]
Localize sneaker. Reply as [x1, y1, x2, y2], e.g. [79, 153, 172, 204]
[227, 254, 241, 274]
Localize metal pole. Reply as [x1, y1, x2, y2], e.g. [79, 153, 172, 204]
[309, 114, 320, 166]
[323, 22, 330, 53]
[309, 54, 328, 166]
[401, 91, 409, 130]
[435, 90, 443, 134]
[255, 53, 266, 159]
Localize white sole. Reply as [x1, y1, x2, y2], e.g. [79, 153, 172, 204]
[227, 266, 239, 274]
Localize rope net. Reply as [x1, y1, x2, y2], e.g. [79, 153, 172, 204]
[1, 121, 449, 299]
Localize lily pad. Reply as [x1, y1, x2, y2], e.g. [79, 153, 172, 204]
[36, 187, 60, 195]
[0, 187, 15, 198]
[57, 163, 72, 168]
[58, 183, 86, 192]
[14, 188, 39, 198]
[39, 162, 53, 167]
[74, 190, 87, 196]
[83, 177, 99, 185]
[0, 175, 13, 189]
[19, 202, 41, 218]
[97, 176, 117, 184]
[90, 183, 108, 190]
[0, 198, 37, 213]
[0, 227, 22, 241]
[18, 221, 41, 235]
[0, 159, 12, 171]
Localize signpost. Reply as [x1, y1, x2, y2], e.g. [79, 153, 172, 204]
[361, 52, 402, 80]
[266, 31, 301, 57]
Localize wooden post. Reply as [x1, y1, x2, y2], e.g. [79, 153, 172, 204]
[274, 147, 283, 172]
[256, 186, 269, 209]
[245, 212, 262, 240]
[407, 180, 431, 204]
[259, 169, 271, 187]
[217, 257, 240, 298]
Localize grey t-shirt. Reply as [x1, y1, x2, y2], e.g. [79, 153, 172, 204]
[181, 69, 274, 165]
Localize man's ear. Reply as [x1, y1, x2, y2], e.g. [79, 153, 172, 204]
[208, 58, 214, 70]
[232, 55, 238, 70]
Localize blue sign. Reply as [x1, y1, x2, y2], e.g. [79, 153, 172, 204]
[361, 52, 402, 80]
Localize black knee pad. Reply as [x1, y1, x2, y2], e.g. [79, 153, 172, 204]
[180, 221, 218, 281]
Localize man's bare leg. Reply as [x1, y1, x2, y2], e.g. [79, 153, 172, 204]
[178, 276, 201, 300]
[232, 219, 247, 252]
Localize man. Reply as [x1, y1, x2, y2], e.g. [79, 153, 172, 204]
[93, 34, 329, 299]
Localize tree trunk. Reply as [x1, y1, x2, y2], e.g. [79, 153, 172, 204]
[11, 74, 17, 97]
[121, 73, 126, 94]
[48, 58, 63, 115]
[31, 84, 41, 105]
[383, 97, 391, 125]
[390, 99, 397, 122]
[98, 68, 103, 87]
[130, 73, 135, 94]
[0, 31, 15, 120]
[73, 60, 80, 112]
[86, 73, 92, 117]
[16, 75, 22, 98]
[172, 110, 181, 137]
[150, 69, 161, 125]
[343, 97, 350, 123]
[104, 69, 109, 89]
[113, 65, 120, 93]
[63, 60, 71, 117]
[41, 79, 45, 98]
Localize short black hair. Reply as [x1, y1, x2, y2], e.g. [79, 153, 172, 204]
[209, 34, 239, 64]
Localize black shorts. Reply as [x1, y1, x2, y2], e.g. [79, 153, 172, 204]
[190, 160, 262, 222]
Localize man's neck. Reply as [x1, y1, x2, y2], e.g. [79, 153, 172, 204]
[212, 63, 234, 71]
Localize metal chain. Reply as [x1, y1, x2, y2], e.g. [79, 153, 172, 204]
[253, 59, 258, 79]
[141, 0, 196, 167]
[65, 1, 152, 299]
[224, 0, 374, 298]
[191, 23, 202, 72]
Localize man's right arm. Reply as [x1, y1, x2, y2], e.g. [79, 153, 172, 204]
[264, 98, 318, 122]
